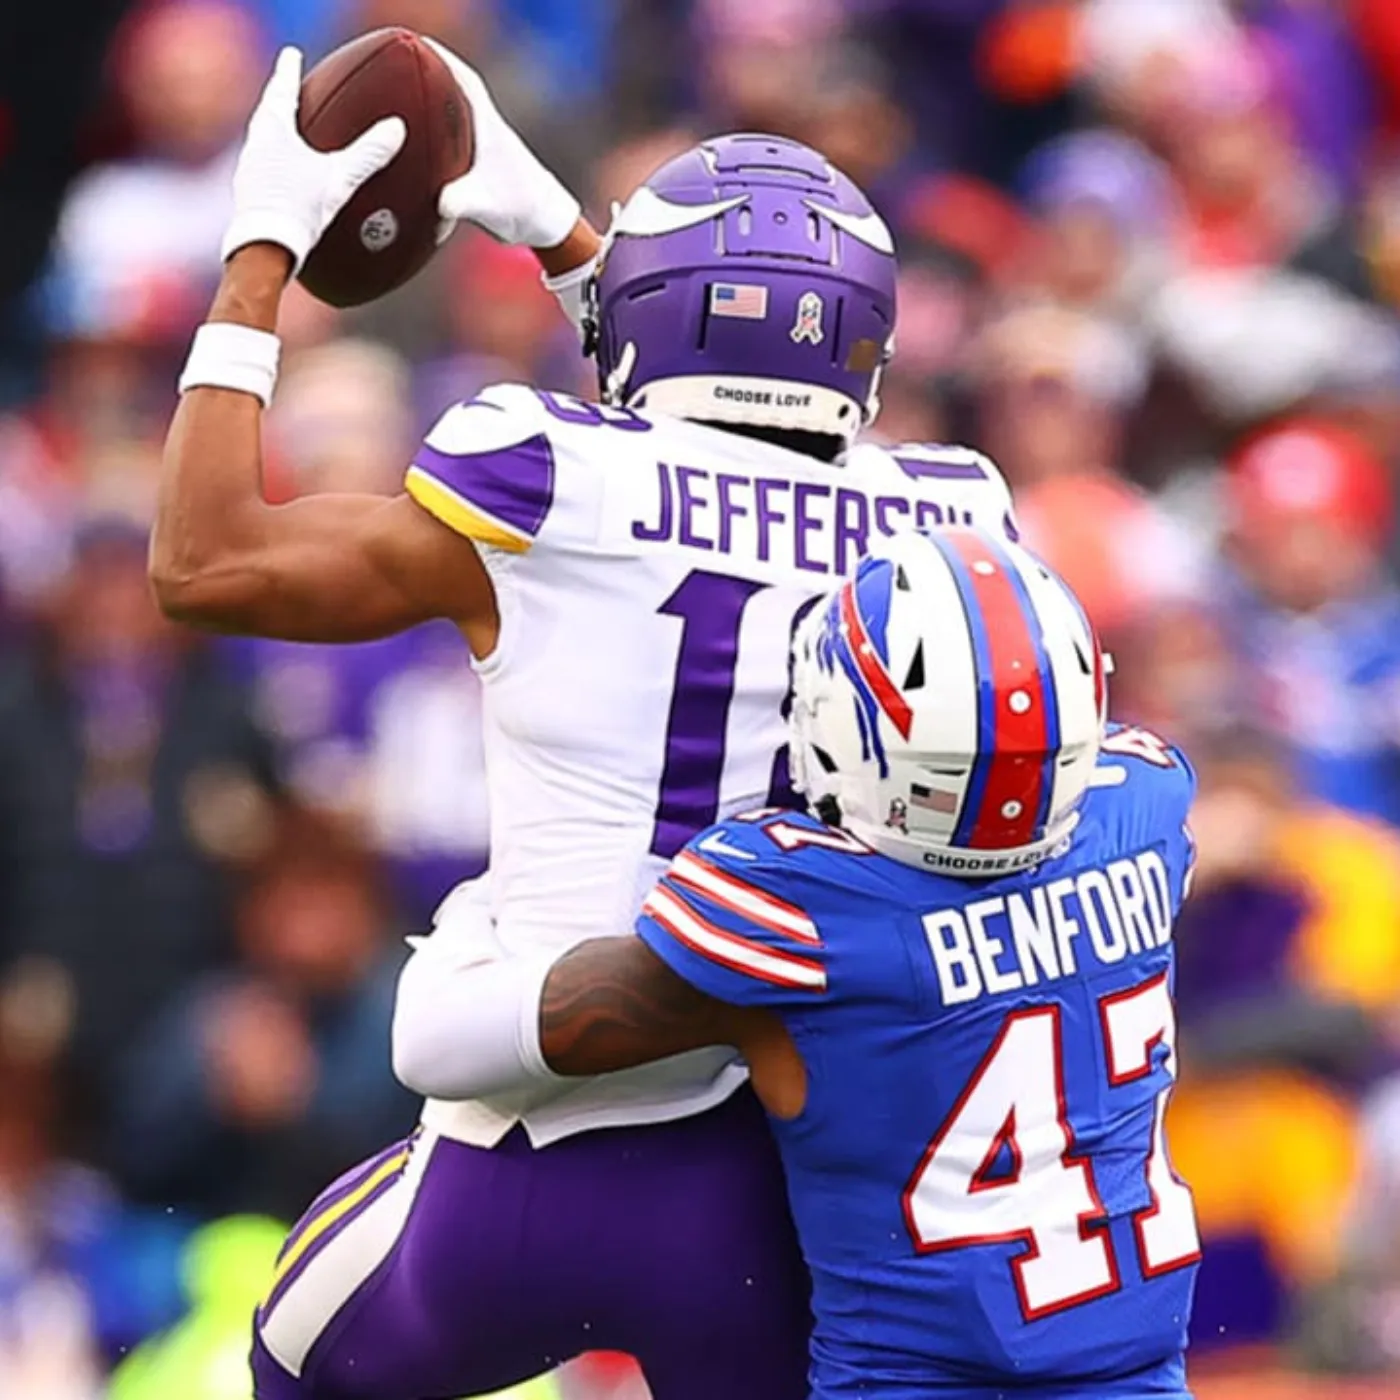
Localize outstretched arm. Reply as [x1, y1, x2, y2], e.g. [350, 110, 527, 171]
[151, 245, 496, 645]
[151, 42, 600, 650]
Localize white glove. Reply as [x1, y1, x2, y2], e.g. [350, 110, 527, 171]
[406, 874, 502, 967]
[426, 37, 580, 249]
[221, 46, 407, 272]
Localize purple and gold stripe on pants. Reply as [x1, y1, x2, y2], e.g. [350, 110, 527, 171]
[261, 1135, 415, 1317]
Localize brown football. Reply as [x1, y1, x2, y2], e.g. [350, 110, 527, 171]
[296, 28, 473, 308]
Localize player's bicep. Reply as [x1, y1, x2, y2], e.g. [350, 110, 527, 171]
[182, 492, 490, 642]
[538, 936, 749, 1075]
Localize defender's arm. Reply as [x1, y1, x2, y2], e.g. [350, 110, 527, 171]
[391, 930, 806, 1117]
[539, 937, 742, 1073]
[539, 938, 807, 1119]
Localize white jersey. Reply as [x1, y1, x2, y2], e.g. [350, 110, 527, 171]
[403, 384, 1017, 1144]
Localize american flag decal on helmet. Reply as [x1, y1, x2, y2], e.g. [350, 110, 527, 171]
[709, 283, 769, 320]
[909, 783, 958, 814]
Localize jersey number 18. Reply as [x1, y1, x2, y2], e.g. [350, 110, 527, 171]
[650, 570, 816, 859]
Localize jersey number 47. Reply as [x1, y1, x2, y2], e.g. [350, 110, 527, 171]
[903, 975, 1201, 1320]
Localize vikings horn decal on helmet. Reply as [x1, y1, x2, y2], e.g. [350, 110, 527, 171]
[788, 527, 1108, 876]
[586, 133, 897, 444]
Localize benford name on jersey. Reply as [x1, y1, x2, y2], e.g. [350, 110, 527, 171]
[925, 849, 1173, 1006]
[628, 459, 980, 577]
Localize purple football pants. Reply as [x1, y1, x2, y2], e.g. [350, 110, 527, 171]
[251, 1089, 810, 1400]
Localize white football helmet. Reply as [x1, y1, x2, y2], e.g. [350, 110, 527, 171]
[788, 527, 1107, 876]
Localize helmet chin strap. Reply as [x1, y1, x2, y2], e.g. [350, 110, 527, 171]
[602, 341, 638, 405]
[863, 334, 895, 425]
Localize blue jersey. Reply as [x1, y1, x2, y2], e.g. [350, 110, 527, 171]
[637, 728, 1200, 1399]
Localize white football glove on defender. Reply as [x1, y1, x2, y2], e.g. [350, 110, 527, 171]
[426, 38, 580, 249]
[221, 46, 407, 272]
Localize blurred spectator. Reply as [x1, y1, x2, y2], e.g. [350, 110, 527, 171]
[867, 0, 1059, 185]
[1295, 1060, 1400, 1375]
[264, 339, 416, 498]
[0, 963, 186, 1395]
[414, 231, 588, 423]
[1155, 36, 1369, 298]
[901, 175, 1030, 289]
[9, 0, 1400, 1384]
[1356, 0, 1400, 149]
[111, 809, 417, 1219]
[0, 1034, 106, 1400]
[226, 621, 490, 922]
[0, 515, 279, 1151]
[795, 46, 915, 217]
[1246, 0, 1375, 204]
[1147, 264, 1400, 428]
[589, 128, 697, 220]
[693, 0, 845, 136]
[0, 414, 80, 622]
[47, 1, 265, 347]
[1170, 728, 1400, 1354]
[1109, 602, 1240, 743]
[1016, 129, 1174, 318]
[969, 303, 1203, 638]
[1218, 418, 1400, 827]
[107, 1215, 285, 1400]
[0, 0, 137, 405]
[1077, 0, 1240, 141]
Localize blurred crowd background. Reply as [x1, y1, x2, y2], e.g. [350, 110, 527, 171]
[5, 0, 1400, 1395]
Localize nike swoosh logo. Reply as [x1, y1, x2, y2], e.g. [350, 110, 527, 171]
[697, 831, 756, 861]
[802, 199, 895, 255]
[613, 187, 751, 239]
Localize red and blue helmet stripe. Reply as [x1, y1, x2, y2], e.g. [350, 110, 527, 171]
[822, 556, 913, 777]
[928, 530, 1063, 852]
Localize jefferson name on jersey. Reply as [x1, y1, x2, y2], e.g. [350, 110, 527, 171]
[625, 452, 998, 577]
[406, 384, 1016, 580]
[926, 846, 1175, 1007]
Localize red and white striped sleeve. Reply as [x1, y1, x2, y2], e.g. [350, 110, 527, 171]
[636, 833, 827, 1006]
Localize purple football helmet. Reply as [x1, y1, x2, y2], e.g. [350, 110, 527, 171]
[586, 133, 897, 445]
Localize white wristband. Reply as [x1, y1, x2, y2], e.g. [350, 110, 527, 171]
[543, 254, 599, 343]
[178, 322, 282, 407]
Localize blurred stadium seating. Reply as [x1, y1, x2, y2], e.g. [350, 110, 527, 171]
[4, 0, 1400, 1394]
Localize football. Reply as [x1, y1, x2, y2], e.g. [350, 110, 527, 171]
[296, 28, 473, 308]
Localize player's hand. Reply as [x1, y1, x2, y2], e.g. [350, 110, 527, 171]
[427, 38, 580, 250]
[222, 46, 407, 273]
[406, 875, 504, 970]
